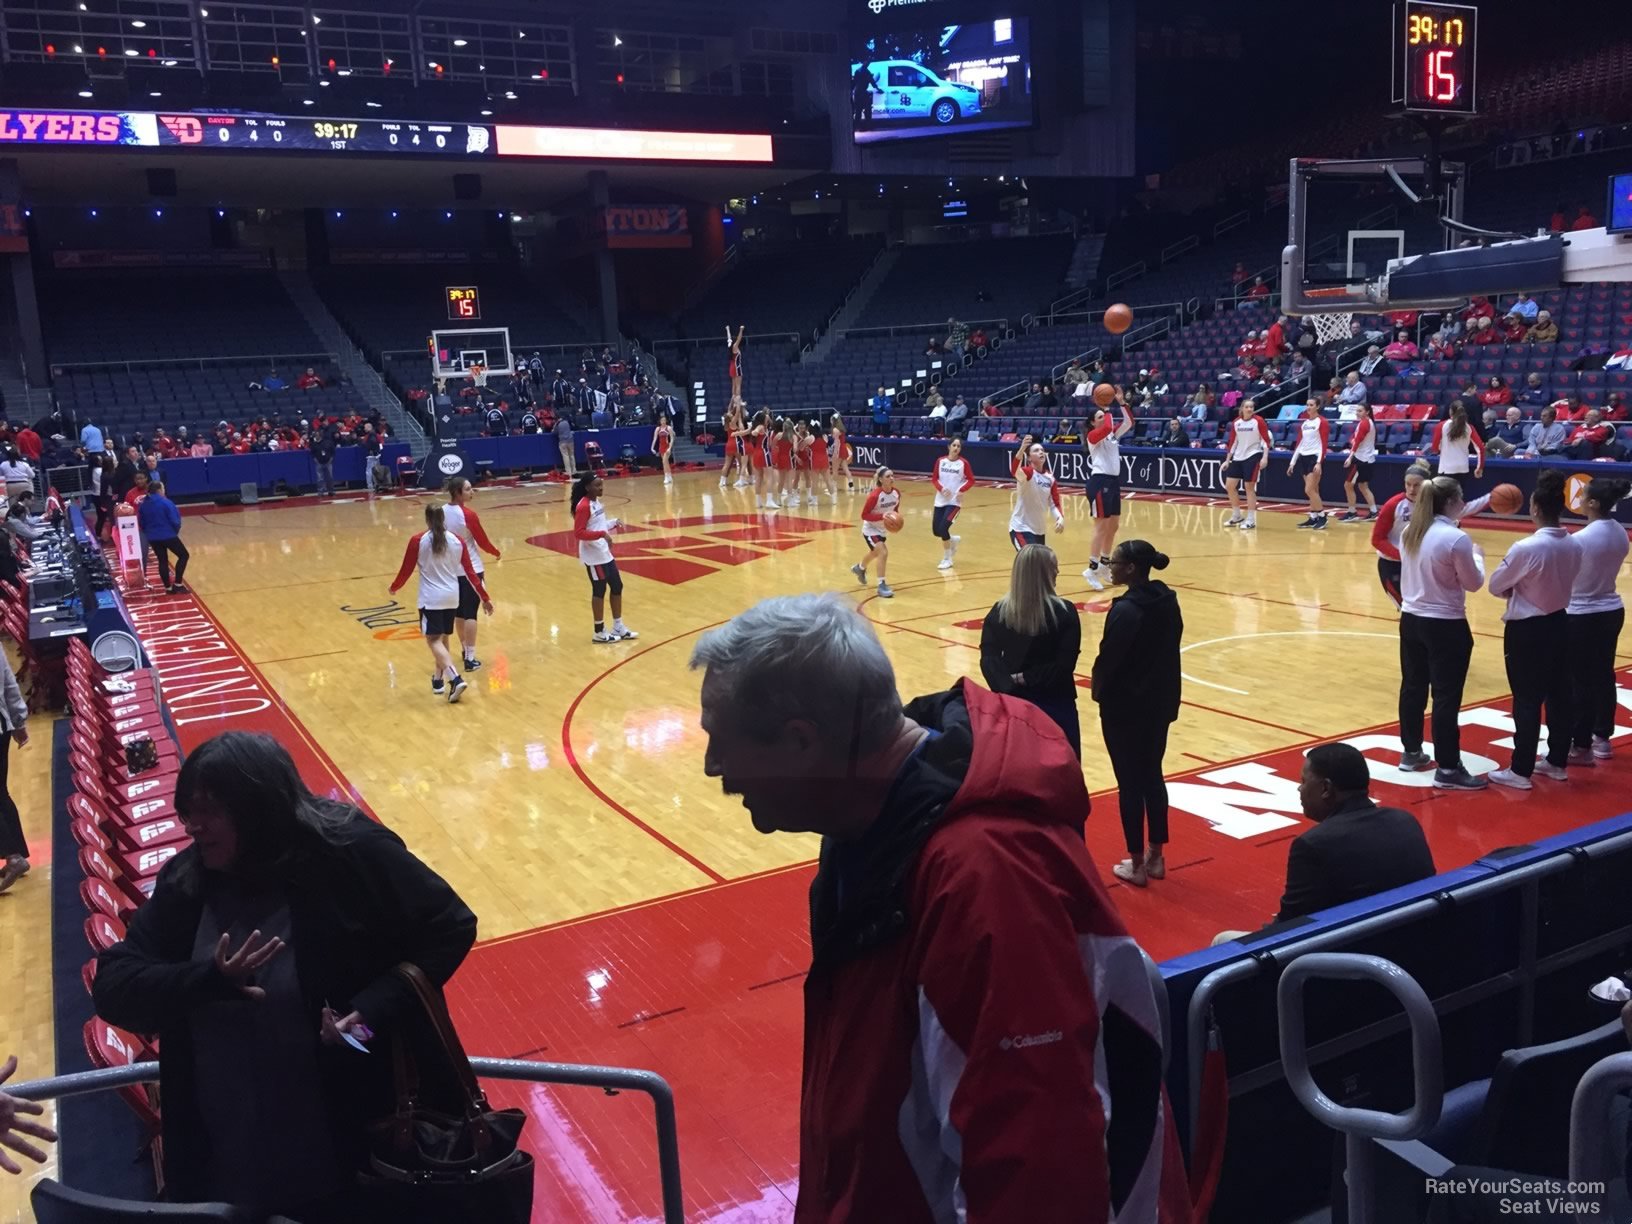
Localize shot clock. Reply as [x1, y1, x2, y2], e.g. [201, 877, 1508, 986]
[446, 287, 481, 322]
[1394, 1, 1478, 116]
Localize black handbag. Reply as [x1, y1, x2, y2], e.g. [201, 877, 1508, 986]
[356, 964, 534, 1223]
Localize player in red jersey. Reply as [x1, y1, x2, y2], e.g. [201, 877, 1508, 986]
[652, 413, 674, 487]
[770, 417, 795, 509]
[810, 419, 835, 502]
[851, 467, 901, 599]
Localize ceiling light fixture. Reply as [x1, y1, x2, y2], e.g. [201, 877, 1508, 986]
[131, 20, 146, 28]
[453, 39, 467, 47]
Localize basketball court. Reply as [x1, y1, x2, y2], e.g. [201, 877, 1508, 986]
[4, 466, 1629, 1221]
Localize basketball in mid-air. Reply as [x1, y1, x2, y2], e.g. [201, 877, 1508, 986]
[1488, 483, 1525, 515]
[881, 511, 904, 533]
[1104, 303, 1134, 334]
[1092, 382, 1118, 408]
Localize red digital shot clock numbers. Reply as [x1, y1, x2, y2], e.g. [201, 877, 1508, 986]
[1397, 1, 1479, 115]
[445, 286, 480, 321]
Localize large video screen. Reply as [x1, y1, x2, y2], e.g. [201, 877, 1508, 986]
[850, 17, 1034, 145]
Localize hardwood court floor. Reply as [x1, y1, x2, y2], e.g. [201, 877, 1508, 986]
[3, 470, 1630, 1222]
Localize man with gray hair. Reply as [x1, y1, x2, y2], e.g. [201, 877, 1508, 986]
[690, 593, 1190, 1222]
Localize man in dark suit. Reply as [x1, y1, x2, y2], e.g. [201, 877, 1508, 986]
[1215, 744, 1436, 943]
[1276, 743, 1436, 922]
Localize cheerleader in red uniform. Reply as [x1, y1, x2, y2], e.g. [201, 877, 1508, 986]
[727, 325, 745, 401]
[719, 400, 744, 488]
[829, 412, 854, 492]
[652, 413, 674, 487]
[770, 417, 795, 509]
[747, 409, 771, 508]
[810, 419, 834, 502]
[791, 419, 816, 507]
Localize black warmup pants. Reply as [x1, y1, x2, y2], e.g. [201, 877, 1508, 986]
[0, 733, 26, 860]
[1398, 613, 1473, 768]
[1101, 712, 1171, 857]
[1569, 608, 1625, 748]
[1504, 611, 1571, 776]
[152, 537, 189, 588]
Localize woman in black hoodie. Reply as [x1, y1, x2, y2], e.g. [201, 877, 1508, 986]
[1092, 539, 1183, 887]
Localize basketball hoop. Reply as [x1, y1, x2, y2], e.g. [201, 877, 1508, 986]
[1310, 311, 1355, 346]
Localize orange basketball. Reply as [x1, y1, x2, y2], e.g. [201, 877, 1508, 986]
[1092, 382, 1117, 408]
[882, 510, 904, 533]
[1104, 303, 1134, 335]
[1488, 483, 1524, 515]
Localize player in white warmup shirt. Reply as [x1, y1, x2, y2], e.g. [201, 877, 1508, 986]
[1428, 400, 1485, 492]
[1565, 476, 1631, 763]
[1008, 436, 1065, 551]
[1339, 403, 1379, 522]
[852, 467, 902, 597]
[388, 502, 494, 704]
[1286, 399, 1331, 530]
[1221, 399, 1271, 530]
[442, 476, 502, 672]
[572, 472, 639, 643]
[1081, 394, 1133, 590]
[931, 438, 975, 571]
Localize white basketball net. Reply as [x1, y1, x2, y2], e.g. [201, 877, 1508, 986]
[1310, 312, 1355, 346]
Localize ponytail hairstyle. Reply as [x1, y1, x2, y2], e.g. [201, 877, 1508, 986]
[1446, 400, 1469, 442]
[1584, 476, 1631, 520]
[873, 466, 893, 488]
[779, 416, 795, 443]
[1402, 476, 1462, 555]
[1114, 538, 1171, 581]
[569, 471, 595, 514]
[1532, 467, 1566, 522]
[425, 502, 449, 555]
[444, 475, 472, 501]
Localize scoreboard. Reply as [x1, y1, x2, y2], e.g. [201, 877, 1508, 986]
[446, 287, 481, 321]
[0, 109, 773, 163]
[1393, 1, 1479, 116]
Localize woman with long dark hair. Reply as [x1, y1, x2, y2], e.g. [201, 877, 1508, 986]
[1092, 539, 1183, 887]
[980, 544, 1082, 753]
[1398, 476, 1487, 789]
[388, 502, 492, 702]
[1486, 469, 1581, 790]
[1428, 399, 1485, 492]
[440, 476, 501, 673]
[92, 731, 478, 1221]
[1566, 476, 1630, 763]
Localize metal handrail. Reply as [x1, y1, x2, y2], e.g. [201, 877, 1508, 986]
[1105, 260, 1147, 291]
[53, 353, 335, 374]
[838, 316, 1010, 342]
[11, 1056, 684, 1223]
[1279, 954, 1443, 1224]
[1161, 234, 1200, 264]
[1213, 209, 1251, 239]
[1569, 1051, 1632, 1189]
[1182, 826, 1632, 1152]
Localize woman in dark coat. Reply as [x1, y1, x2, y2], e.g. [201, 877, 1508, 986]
[93, 731, 477, 1221]
[1092, 539, 1183, 888]
[979, 544, 1083, 755]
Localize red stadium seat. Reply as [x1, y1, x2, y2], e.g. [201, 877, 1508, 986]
[80, 957, 98, 996]
[84, 913, 126, 954]
[79, 876, 135, 924]
[82, 1018, 162, 1139]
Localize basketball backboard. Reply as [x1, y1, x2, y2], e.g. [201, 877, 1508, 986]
[1281, 156, 1468, 315]
[431, 326, 513, 382]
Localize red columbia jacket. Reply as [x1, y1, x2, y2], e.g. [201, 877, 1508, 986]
[796, 679, 1192, 1223]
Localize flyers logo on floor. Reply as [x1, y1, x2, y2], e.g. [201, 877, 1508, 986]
[526, 514, 849, 586]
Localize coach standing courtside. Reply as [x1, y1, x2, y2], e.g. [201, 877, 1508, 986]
[690, 593, 1192, 1223]
[137, 480, 190, 595]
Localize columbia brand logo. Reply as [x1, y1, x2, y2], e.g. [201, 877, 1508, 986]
[999, 1030, 1063, 1051]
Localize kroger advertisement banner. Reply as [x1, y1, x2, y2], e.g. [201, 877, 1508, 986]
[844, 437, 1632, 524]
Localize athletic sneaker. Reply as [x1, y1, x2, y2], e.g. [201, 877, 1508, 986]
[1592, 735, 1613, 759]
[663, 477, 673, 486]
[1239, 518, 1256, 531]
[850, 563, 867, 585]
[1567, 746, 1598, 767]
[447, 676, 467, 704]
[806, 494, 818, 507]
[1297, 516, 1318, 529]
[592, 630, 619, 643]
[431, 677, 446, 696]
[1398, 750, 1433, 771]
[1082, 566, 1104, 591]
[1487, 768, 1532, 791]
[937, 556, 953, 571]
[1338, 511, 1359, 522]
[612, 624, 639, 641]
[1532, 760, 1568, 781]
[1224, 513, 1244, 526]
[1310, 515, 1328, 531]
[877, 580, 894, 598]
[1433, 766, 1487, 790]
[463, 657, 482, 672]
[169, 583, 190, 595]
[719, 477, 727, 487]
